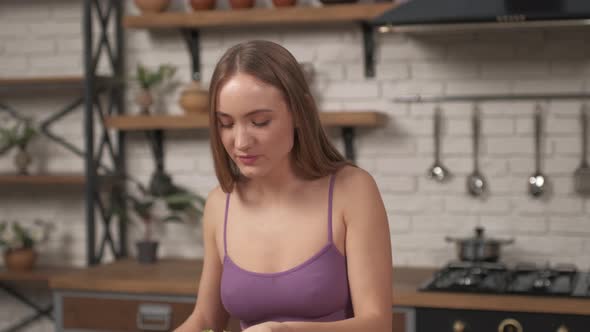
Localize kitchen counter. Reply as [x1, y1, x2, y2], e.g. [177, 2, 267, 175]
[50, 259, 590, 316]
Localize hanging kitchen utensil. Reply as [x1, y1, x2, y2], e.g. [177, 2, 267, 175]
[466, 104, 486, 197]
[574, 103, 590, 196]
[428, 105, 451, 182]
[445, 226, 514, 262]
[528, 103, 548, 198]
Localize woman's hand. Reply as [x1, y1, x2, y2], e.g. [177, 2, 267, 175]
[242, 321, 288, 332]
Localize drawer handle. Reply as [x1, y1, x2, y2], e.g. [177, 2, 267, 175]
[136, 303, 172, 331]
[498, 318, 523, 332]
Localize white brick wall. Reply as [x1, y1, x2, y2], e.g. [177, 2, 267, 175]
[2, 0, 590, 329]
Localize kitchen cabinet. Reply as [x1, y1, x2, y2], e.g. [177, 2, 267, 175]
[55, 292, 241, 331]
[50, 260, 590, 332]
[393, 307, 414, 332]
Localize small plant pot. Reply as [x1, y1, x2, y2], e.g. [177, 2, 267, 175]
[14, 146, 32, 175]
[4, 248, 37, 272]
[179, 81, 209, 114]
[272, 0, 296, 7]
[134, 0, 171, 13]
[229, 0, 255, 9]
[136, 241, 159, 264]
[135, 89, 154, 115]
[189, 0, 216, 10]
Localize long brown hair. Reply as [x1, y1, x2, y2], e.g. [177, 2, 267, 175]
[208, 40, 354, 193]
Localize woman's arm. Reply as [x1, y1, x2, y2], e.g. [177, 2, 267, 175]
[175, 187, 231, 332]
[247, 168, 394, 332]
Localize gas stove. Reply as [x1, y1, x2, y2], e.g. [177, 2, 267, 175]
[420, 261, 590, 298]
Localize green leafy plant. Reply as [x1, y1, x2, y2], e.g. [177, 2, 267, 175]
[121, 181, 205, 242]
[0, 118, 38, 154]
[133, 63, 177, 90]
[0, 219, 54, 252]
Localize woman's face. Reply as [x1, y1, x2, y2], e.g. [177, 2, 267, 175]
[216, 73, 295, 179]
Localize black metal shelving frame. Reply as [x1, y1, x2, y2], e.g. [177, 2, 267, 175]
[83, 0, 127, 265]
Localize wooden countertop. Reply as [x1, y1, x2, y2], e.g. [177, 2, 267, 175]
[50, 259, 590, 316]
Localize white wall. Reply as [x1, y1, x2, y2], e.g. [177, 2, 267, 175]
[1, 0, 590, 330]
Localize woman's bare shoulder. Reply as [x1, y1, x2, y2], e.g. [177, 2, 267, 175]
[202, 185, 227, 226]
[335, 165, 377, 191]
[335, 166, 382, 223]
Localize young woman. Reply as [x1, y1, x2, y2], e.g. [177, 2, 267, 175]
[175, 40, 392, 332]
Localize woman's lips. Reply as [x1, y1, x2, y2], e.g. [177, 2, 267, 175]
[238, 155, 258, 165]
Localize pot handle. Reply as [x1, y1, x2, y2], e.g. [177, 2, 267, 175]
[498, 238, 515, 245]
[445, 236, 459, 243]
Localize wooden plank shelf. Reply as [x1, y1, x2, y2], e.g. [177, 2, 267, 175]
[104, 111, 387, 131]
[0, 174, 87, 185]
[124, 3, 396, 29]
[0, 75, 113, 92]
[0, 266, 77, 283]
[0, 174, 117, 186]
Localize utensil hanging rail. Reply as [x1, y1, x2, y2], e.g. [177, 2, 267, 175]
[393, 93, 590, 103]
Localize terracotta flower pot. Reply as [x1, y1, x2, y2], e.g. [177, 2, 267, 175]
[272, 0, 296, 7]
[14, 146, 32, 175]
[229, 0, 255, 9]
[4, 248, 37, 272]
[189, 0, 216, 11]
[135, 89, 154, 115]
[134, 0, 171, 13]
[179, 81, 209, 114]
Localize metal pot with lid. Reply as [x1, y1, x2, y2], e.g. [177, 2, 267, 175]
[445, 227, 514, 262]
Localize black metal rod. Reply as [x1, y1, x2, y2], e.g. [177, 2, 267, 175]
[84, 0, 97, 266]
[39, 97, 86, 159]
[182, 29, 201, 81]
[115, 0, 128, 258]
[0, 310, 53, 332]
[362, 23, 375, 78]
[0, 283, 52, 314]
[342, 127, 355, 162]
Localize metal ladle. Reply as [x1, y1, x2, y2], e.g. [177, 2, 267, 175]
[428, 105, 451, 182]
[467, 105, 486, 197]
[529, 103, 547, 198]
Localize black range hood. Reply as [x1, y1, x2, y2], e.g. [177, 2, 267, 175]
[373, 0, 590, 31]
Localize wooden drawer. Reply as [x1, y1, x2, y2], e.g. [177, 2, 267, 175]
[393, 307, 415, 332]
[58, 293, 240, 332]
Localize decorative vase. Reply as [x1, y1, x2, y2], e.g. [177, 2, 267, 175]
[179, 81, 209, 114]
[229, 0, 255, 9]
[14, 145, 32, 175]
[272, 0, 296, 7]
[135, 89, 154, 115]
[4, 248, 37, 272]
[189, 0, 216, 10]
[136, 241, 159, 264]
[134, 0, 171, 13]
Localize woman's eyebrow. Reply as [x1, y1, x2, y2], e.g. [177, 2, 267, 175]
[216, 109, 273, 117]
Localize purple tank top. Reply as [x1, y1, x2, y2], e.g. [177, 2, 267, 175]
[220, 173, 353, 330]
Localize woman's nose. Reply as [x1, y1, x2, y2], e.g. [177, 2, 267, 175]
[234, 125, 252, 150]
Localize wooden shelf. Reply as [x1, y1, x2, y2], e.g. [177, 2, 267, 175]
[104, 111, 386, 131]
[0, 174, 118, 186]
[0, 174, 88, 185]
[124, 3, 396, 29]
[0, 75, 114, 92]
[0, 266, 77, 283]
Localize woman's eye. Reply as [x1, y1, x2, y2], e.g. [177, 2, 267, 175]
[252, 120, 270, 127]
[218, 121, 233, 128]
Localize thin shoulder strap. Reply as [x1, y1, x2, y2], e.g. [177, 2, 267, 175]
[223, 192, 231, 257]
[327, 172, 336, 244]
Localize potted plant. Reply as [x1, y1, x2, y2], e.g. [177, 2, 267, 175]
[131, 63, 176, 115]
[122, 181, 205, 264]
[0, 219, 53, 271]
[134, 0, 172, 13]
[0, 118, 38, 175]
